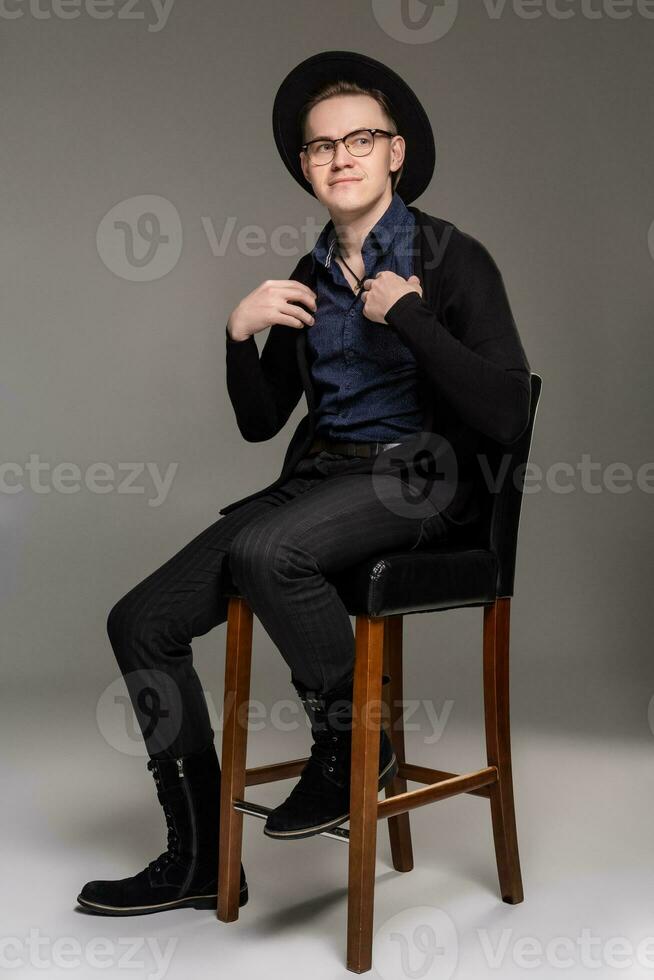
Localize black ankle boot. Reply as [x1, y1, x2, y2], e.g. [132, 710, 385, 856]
[263, 673, 398, 840]
[77, 740, 248, 915]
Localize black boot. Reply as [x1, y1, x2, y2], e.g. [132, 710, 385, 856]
[77, 740, 248, 915]
[263, 673, 398, 840]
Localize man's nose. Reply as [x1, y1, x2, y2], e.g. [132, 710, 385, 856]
[331, 140, 354, 166]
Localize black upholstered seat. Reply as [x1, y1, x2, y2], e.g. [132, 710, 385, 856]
[327, 544, 498, 617]
[222, 540, 498, 616]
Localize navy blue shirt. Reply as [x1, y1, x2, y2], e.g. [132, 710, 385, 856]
[307, 191, 425, 441]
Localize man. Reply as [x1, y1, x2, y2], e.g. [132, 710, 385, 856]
[77, 50, 531, 916]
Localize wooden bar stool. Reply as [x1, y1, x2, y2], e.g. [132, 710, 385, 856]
[217, 375, 541, 973]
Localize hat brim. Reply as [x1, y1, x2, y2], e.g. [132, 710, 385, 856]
[272, 50, 435, 206]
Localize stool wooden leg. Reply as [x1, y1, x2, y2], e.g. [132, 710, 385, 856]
[483, 597, 524, 904]
[382, 615, 414, 873]
[217, 596, 253, 922]
[347, 615, 385, 974]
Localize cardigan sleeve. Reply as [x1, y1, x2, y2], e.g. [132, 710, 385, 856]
[384, 229, 532, 444]
[224, 272, 307, 442]
[225, 323, 304, 442]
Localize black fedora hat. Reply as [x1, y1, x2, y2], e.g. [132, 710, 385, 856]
[272, 50, 435, 206]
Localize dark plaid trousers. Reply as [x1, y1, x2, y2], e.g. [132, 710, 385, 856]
[106, 448, 448, 758]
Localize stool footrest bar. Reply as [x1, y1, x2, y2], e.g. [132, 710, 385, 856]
[378, 766, 498, 821]
[232, 798, 351, 842]
[398, 763, 495, 798]
[245, 757, 309, 786]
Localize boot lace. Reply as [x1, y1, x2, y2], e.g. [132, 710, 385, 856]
[309, 727, 342, 774]
[305, 702, 352, 778]
[146, 760, 181, 873]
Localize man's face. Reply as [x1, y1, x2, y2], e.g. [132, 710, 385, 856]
[299, 94, 405, 217]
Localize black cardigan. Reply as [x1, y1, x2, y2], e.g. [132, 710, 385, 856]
[219, 205, 532, 526]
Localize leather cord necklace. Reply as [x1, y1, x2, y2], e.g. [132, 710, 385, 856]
[335, 247, 366, 295]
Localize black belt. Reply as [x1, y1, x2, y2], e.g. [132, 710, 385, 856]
[308, 436, 403, 458]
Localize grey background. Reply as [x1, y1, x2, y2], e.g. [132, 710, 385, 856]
[2, 3, 653, 977]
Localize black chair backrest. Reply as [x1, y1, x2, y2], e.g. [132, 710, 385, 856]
[474, 373, 542, 597]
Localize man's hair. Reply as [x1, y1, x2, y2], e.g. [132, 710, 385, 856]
[298, 79, 404, 194]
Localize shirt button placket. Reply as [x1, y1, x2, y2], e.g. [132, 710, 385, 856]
[344, 302, 356, 363]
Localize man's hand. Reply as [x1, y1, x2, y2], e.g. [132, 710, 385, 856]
[360, 271, 423, 325]
[227, 279, 318, 341]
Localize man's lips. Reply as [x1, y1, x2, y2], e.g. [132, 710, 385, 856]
[329, 177, 363, 185]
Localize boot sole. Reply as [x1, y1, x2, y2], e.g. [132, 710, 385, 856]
[76, 882, 248, 916]
[262, 753, 399, 840]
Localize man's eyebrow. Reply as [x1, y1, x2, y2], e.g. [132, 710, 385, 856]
[304, 127, 368, 141]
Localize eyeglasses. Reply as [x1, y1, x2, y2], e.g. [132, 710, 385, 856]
[301, 128, 396, 165]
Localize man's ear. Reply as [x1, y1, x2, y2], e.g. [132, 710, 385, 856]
[299, 150, 310, 184]
[389, 134, 406, 176]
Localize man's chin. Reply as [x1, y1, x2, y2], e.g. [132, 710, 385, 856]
[320, 185, 372, 212]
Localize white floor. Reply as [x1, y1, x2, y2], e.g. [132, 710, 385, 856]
[3, 697, 654, 980]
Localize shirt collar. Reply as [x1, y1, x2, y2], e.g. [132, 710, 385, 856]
[311, 191, 412, 273]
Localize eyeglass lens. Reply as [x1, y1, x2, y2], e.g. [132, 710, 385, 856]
[308, 130, 375, 163]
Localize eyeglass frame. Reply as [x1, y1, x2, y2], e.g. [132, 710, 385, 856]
[300, 127, 397, 165]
